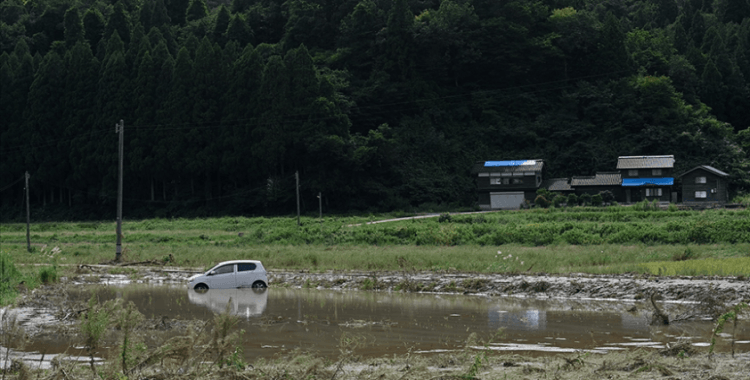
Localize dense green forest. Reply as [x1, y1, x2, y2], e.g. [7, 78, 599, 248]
[1, 0, 749, 220]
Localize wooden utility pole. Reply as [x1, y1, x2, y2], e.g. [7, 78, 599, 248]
[116, 120, 124, 262]
[25, 171, 31, 252]
[295, 171, 300, 226]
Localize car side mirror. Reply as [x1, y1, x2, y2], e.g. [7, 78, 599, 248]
[208, 271, 215, 276]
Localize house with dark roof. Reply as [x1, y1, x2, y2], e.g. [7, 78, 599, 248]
[616, 155, 675, 203]
[541, 178, 574, 194]
[678, 165, 730, 206]
[473, 160, 544, 209]
[570, 172, 623, 201]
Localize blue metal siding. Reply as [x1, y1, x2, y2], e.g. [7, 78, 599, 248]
[622, 178, 674, 187]
[484, 160, 537, 167]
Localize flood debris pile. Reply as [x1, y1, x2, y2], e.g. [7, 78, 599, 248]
[269, 271, 750, 307]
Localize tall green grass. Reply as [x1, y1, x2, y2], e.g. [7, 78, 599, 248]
[2, 208, 747, 247]
[1, 207, 748, 277]
[639, 257, 750, 276]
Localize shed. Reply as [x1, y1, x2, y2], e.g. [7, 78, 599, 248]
[677, 165, 730, 206]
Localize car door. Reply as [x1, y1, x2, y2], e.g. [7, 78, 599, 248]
[207, 264, 236, 289]
[236, 262, 258, 288]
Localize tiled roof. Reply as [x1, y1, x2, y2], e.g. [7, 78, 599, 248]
[622, 177, 674, 186]
[475, 159, 544, 173]
[677, 165, 729, 178]
[542, 178, 573, 191]
[571, 172, 622, 187]
[616, 155, 674, 169]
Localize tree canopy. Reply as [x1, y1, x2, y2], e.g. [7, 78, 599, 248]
[0, 0, 748, 219]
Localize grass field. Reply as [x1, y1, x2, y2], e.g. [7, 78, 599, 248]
[1, 207, 748, 279]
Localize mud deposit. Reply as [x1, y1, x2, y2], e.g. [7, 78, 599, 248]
[2, 266, 750, 379]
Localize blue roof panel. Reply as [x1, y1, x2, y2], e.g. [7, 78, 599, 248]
[622, 178, 674, 187]
[484, 160, 537, 167]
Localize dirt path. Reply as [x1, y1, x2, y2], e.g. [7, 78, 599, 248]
[346, 210, 495, 226]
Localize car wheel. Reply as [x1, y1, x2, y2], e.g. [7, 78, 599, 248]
[194, 283, 208, 290]
[251, 281, 267, 289]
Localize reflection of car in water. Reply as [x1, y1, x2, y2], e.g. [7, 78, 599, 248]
[187, 260, 268, 290]
[188, 288, 268, 318]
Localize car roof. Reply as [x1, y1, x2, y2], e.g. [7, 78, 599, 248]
[212, 260, 263, 267]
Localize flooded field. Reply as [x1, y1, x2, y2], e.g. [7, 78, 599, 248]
[17, 284, 750, 362]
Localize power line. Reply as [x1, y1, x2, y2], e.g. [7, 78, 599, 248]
[0, 175, 25, 192]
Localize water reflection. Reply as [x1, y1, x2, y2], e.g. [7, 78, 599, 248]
[490, 309, 546, 331]
[21, 285, 749, 361]
[187, 288, 268, 318]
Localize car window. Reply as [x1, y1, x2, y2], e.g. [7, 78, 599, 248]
[213, 264, 234, 275]
[238, 263, 257, 272]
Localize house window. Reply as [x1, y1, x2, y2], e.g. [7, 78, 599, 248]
[695, 191, 707, 198]
[491, 178, 502, 185]
[652, 169, 662, 175]
[696, 176, 706, 184]
[628, 169, 638, 176]
[502, 178, 510, 185]
[511, 178, 523, 184]
[646, 188, 662, 197]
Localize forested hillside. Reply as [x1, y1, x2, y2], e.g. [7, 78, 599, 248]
[1, 0, 749, 219]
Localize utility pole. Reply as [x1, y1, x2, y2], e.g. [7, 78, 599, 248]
[115, 119, 124, 262]
[295, 170, 300, 227]
[25, 171, 31, 253]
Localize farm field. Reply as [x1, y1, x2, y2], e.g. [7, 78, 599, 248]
[2, 207, 749, 277]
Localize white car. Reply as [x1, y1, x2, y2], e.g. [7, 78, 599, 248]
[187, 260, 268, 290]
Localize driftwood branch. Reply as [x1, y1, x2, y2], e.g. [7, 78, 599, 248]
[650, 293, 669, 325]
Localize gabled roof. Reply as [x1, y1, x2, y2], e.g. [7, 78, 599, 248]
[616, 155, 675, 169]
[475, 159, 544, 173]
[542, 178, 573, 191]
[677, 165, 729, 178]
[571, 172, 622, 187]
[622, 178, 674, 187]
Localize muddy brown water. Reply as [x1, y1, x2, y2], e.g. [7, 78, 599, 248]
[17, 284, 750, 362]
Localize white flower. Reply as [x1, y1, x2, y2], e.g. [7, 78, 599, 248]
[521, 261, 524, 265]
[508, 254, 512, 258]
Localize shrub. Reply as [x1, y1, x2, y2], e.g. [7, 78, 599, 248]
[591, 194, 603, 207]
[536, 188, 552, 200]
[534, 195, 550, 208]
[598, 190, 614, 204]
[580, 193, 592, 205]
[39, 266, 59, 284]
[553, 194, 567, 207]
[567, 193, 578, 206]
